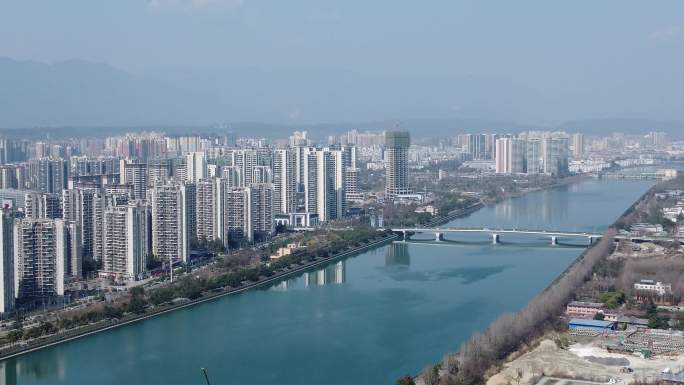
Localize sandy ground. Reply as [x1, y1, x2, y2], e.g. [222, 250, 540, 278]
[487, 339, 684, 385]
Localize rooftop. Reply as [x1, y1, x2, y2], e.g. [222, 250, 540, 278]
[568, 319, 615, 327]
[568, 301, 604, 308]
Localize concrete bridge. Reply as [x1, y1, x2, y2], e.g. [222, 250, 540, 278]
[390, 227, 604, 245]
[390, 227, 683, 246]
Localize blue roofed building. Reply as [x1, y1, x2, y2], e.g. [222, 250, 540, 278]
[568, 318, 616, 332]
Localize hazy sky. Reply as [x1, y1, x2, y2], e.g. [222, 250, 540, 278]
[1, 1, 684, 126]
[2, 1, 682, 74]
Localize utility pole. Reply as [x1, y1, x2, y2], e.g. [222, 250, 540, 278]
[201, 368, 211, 385]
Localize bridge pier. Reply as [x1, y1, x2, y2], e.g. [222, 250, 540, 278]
[435, 232, 443, 242]
[550, 236, 557, 246]
[492, 233, 500, 244]
[588, 236, 595, 245]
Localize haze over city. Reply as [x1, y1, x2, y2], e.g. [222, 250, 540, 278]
[2, 1, 684, 132]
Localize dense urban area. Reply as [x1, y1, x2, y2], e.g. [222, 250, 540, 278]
[0, 128, 682, 385]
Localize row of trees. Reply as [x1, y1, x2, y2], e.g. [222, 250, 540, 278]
[407, 180, 676, 384]
[4, 227, 390, 347]
[381, 193, 478, 228]
[434, 230, 617, 385]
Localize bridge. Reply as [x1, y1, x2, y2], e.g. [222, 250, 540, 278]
[390, 227, 603, 245]
[389, 227, 683, 246]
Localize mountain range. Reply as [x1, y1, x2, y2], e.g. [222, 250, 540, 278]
[1, 57, 683, 139]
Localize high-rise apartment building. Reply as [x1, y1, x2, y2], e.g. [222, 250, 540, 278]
[345, 168, 361, 201]
[195, 179, 220, 242]
[495, 137, 525, 174]
[525, 139, 543, 174]
[150, 183, 193, 264]
[385, 130, 410, 199]
[303, 149, 345, 221]
[224, 187, 251, 244]
[147, 158, 172, 187]
[103, 202, 150, 281]
[467, 134, 486, 160]
[62, 188, 98, 259]
[649, 132, 667, 149]
[24, 192, 62, 219]
[252, 166, 272, 184]
[542, 137, 569, 176]
[234, 149, 259, 186]
[13, 219, 73, 299]
[185, 152, 207, 183]
[571, 133, 585, 158]
[249, 183, 274, 241]
[0, 209, 14, 314]
[120, 159, 148, 201]
[29, 158, 68, 193]
[273, 149, 296, 214]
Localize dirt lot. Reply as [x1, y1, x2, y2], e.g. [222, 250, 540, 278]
[487, 338, 684, 385]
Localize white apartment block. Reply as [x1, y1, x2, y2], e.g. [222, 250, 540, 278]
[119, 160, 148, 201]
[103, 202, 150, 281]
[150, 183, 192, 264]
[196, 178, 220, 242]
[273, 149, 296, 214]
[13, 219, 70, 298]
[185, 151, 207, 183]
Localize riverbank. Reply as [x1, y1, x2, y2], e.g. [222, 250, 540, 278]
[486, 179, 681, 385]
[0, 233, 397, 360]
[423, 178, 661, 385]
[484, 173, 590, 205]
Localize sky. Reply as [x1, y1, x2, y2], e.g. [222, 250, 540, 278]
[1, 1, 684, 127]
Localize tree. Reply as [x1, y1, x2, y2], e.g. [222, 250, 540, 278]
[130, 286, 145, 298]
[179, 278, 203, 299]
[127, 296, 148, 314]
[150, 287, 176, 305]
[593, 312, 605, 320]
[422, 366, 439, 385]
[7, 330, 23, 344]
[396, 376, 415, 385]
[103, 306, 122, 319]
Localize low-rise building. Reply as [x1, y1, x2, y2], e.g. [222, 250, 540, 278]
[415, 205, 438, 216]
[270, 243, 303, 260]
[566, 301, 604, 317]
[568, 318, 616, 332]
[634, 279, 672, 296]
[629, 223, 664, 235]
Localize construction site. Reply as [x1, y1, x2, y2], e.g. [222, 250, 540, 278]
[488, 328, 684, 385]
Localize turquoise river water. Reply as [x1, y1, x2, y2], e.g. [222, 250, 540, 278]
[2, 178, 655, 385]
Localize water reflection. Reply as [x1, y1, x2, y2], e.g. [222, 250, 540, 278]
[272, 278, 296, 291]
[385, 243, 411, 268]
[304, 261, 345, 286]
[494, 187, 569, 227]
[2, 352, 66, 385]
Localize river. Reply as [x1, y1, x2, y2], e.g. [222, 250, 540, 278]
[2, 178, 655, 385]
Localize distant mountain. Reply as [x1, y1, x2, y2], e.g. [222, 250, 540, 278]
[0, 57, 189, 129]
[0, 57, 549, 131]
[1, 57, 684, 139]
